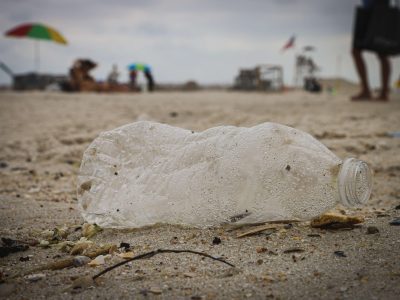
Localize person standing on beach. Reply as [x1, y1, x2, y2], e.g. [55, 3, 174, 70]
[107, 64, 119, 85]
[351, 0, 392, 101]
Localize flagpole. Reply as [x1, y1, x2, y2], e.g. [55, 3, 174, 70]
[336, 54, 342, 91]
[293, 48, 297, 88]
[281, 35, 296, 88]
[293, 41, 299, 88]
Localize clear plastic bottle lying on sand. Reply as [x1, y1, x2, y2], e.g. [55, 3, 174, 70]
[77, 121, 372, 228]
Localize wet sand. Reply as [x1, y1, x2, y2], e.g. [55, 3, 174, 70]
[0, 89, 399, 299]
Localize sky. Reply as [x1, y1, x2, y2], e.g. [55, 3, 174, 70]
[0, 0, 399, 87]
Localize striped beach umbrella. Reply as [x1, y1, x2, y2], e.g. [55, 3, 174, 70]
[5, 23, 68, 71]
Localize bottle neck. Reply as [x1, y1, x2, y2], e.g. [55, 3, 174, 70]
[338, 158, 372, 207]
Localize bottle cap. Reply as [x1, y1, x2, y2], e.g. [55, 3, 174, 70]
[338, 158, 372, 206]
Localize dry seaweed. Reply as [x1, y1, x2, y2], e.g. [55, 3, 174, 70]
[310, 213, 364, 229]
[92, 248, 235, 280]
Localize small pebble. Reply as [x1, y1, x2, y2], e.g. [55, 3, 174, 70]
[149, 287, 162, 294]
[71, 275, 94, 289]
[88, 254, 109, 266]
[39, 240, 50, 247]
[389, 218, 400, 226]
[19, 256, 30, 262]
[26, 273, 46, 282]
[307, 234, 321, 238]
[212, 237, 221, 245]
[334, 251, 346, 257]
[183, 272, 196, 278]
[283, 248, 304, 254]
[284, 223, 293, 229]
[395, 205, 400, 210]
[73, 256, 91, 267]
[256, 247, 267, 253]
[119, 252, 135, 259]
[120, 242, 130, 250]
[366, 226, 379, 234]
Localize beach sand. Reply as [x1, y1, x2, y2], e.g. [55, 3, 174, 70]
[0, 89, 399, 299]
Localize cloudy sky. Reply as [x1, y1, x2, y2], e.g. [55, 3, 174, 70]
[1, 0, 399, 86]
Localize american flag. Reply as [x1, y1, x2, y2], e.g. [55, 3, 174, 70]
[281, 35, 296, 51]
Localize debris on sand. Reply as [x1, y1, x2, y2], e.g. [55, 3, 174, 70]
[0, 238, 29, 257]
[69, 238, 93, 255]
[283, 248, 305, 254]
[212, 237, 222, 245]
[40, 226, 69, 243]
[389, 218, 400, 226]
[366, 226, 379, 234]
[310, 213, 364, 229]
[334, 251, 347, 258]
[39, 240, 50, 248]
[82, 223, 102, 238]
[92, 249, 235, 282]
[17, 243, 117, 277]
[72, 256, 91, 267]
[70, 275, 95, 290]
[88, 254, 111, 267]
[118, 252, 135, 259]
[149, 287, 163, 295]
[119, 242, 130, 250]
[56, 241, 76, 253]
[183, 272, 197, 278]
[236, 224, 278, 238]
[256, 247, 268, 253]
[25, 273, 46, 282]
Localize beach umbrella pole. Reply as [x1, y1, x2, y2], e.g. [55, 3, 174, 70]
[34, 40, 40, 72]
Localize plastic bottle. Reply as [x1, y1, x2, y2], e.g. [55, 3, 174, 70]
[77, 121, 372, 228]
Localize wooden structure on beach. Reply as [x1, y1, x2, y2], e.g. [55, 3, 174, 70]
[0, 61, 67, 90]
[233, 64, 283, 91]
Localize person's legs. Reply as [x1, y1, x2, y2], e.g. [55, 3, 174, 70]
[144, 71, 154, 92]
[376, 53, 391, 101]
[129, 71, 137, 91]
[351, 48, 371, 100]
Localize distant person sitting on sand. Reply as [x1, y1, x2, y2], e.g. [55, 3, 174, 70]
[69, 59, 97, 91]
[351, 0, 392, 101]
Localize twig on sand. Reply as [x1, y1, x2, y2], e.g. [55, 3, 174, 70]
[236, 224, 278, 238]
[92, 249, 235, 280]
[225, 219, 300, 232]
[234, 220, 301, 238]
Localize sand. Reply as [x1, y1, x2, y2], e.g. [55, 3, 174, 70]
[0, 89, 399, 299]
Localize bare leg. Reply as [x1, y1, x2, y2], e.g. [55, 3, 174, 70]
[376, 53, 391, 101]
[351, 48, 371, 100]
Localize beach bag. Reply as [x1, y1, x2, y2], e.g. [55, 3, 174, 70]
[353, 4, 400, 55]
